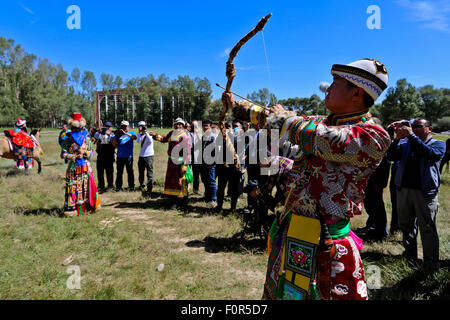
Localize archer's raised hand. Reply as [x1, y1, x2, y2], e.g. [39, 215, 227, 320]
[221, 92, 235, 111]
[270, 104, 285, 114]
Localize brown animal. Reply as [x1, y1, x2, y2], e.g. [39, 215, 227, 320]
[0, 129, 43, 174]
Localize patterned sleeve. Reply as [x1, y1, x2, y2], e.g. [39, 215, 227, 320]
[60, 137, 73, 161]
[312, 122, 391, 166]
[235, 101, 391, 166]
[269, 155, 294, 175]
[280, 117, 391, 166]
[154, 131, 172, 143]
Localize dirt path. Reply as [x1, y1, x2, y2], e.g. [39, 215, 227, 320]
[98, 191, 266, 298]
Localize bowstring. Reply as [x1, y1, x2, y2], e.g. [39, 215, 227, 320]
[261, 30, 273, 107]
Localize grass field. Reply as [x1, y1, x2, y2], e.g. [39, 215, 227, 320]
[0, 129, 448, 300]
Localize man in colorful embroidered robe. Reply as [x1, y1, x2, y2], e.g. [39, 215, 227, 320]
[150, 118, 191, 209]
[222, 59, 391, 300]
[60, 113, 101, 217]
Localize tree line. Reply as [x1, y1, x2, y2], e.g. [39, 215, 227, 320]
[0, 36, 212, 128]
[245, 80, 450, 130]
[1, 36, 449, 130]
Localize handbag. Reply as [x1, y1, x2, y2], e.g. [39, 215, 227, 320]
[185, 165, 194, 184]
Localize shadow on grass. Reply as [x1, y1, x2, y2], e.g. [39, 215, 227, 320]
[182, 205, 221, 216]
[361, 251, 450, 300]
[104, 193, 236, 216]
[42, 162, 64, 167]
[360, 251, 404, 262]
[369, 262, 450, 300]
[18, 207, 64, 217]
[186, 196, 207, 205]
[104, 191, 178, 211]
[185, 232, 267, 254]
[0, 168, 25, 178]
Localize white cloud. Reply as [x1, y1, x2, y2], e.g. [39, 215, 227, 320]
[219, 48, 231, 58]
[397, 0, 450, 32]
[17, 2, 35, 15]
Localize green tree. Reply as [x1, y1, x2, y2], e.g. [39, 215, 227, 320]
[81, 71, 97, 101]
[100, 73, 114, 91]
[208, 99, 223, 121]
[114, 75, 123, 89]
[70, 67, 80, 92]
[378, 78, 423, 125]
[247, 88, 277, 107]
[278, 94, 326, 115]
[419, 85, 450, 123]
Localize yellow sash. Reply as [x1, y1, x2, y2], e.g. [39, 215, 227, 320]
[279, 214, 320, 299]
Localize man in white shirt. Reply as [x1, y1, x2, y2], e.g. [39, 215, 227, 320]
[137, 121, 154, 194]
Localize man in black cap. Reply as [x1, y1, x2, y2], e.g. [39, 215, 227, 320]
[94, 122, 115, 192]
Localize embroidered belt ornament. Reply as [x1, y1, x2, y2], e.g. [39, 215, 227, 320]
[278, 214, 321, 300]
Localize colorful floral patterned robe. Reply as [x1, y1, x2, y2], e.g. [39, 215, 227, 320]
[234, 101, 391, 300]
[60, 130, 100, 215]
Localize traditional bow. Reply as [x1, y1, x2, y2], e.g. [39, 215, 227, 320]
[219, 13, 272, 170]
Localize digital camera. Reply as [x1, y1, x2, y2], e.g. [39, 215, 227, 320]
[401, 120, 411, 127]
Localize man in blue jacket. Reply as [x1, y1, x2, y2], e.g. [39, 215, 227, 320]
[387, 118, 446, 272]
[113, 120, 137, 191]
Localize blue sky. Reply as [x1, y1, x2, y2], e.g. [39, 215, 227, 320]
[1, 0, 449, 102]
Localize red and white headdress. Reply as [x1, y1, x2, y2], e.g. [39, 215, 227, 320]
[68, 112, 86, 128]
[15, 117, 26, 127]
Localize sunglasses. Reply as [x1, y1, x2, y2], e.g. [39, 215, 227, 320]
[412, 124, 426, 129]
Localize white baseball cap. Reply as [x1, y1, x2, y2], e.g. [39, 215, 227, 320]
[173, 117, 185, 126]
[138, 121, 146, 126]
[120, 120, 130, 126]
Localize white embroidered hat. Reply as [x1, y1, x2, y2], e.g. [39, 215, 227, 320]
[120, 120, 130, 126]
[331, 58, 388, 101]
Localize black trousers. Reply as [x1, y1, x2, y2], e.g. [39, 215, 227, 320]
[97, 156, 114, 190]
[246, 164, 268, 209]
[389, 164, 399, 232]
[192, 163, 201, 192]
[138, 156, 154, 190]
[216, 164, 244, 210]
[116, 157, 134, 189]
[363, 186, 388, 237]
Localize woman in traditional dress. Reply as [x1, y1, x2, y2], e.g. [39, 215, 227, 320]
[60, 113, 100, 217]
[149, 118, 191, 209]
